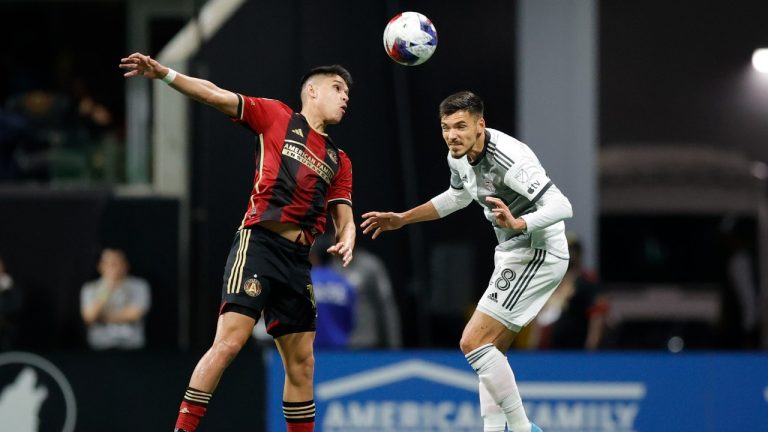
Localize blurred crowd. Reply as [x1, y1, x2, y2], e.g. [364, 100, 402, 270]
[0, 227, 763, 352]
[1, 54, 124, 184]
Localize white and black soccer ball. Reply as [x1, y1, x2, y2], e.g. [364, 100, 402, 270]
[383, 11, 438, 66]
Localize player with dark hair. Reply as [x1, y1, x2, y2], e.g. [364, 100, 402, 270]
[120, 53, 355, 432]
[362, 91, 572, 432]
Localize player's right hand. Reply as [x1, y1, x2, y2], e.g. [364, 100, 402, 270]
[119, 52, 166, 80]
[360, 211, 405, 239]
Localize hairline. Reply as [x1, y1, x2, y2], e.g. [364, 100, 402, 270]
[440, 109, 483, 123]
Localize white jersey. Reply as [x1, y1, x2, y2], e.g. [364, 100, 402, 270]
[432, 127, 570, 258]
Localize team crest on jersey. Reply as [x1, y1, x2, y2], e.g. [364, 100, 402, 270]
[484, 176, 496, 193]
[326, 149, 338, 164]
[514, 169, 529, 184]
[243, 278, 262, 297]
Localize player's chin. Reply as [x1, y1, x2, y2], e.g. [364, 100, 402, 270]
[449, 149, 465, 159]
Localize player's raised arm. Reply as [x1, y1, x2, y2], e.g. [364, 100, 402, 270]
[361, 200, 441, 239]
[119, 52, 239, 117]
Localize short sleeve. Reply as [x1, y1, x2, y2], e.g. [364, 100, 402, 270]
[449, 165, 464, 190]
[80, 282, 97, 311]
[503, 157, 553, 204]
[231, 95, 292, 133]
[328, 150, 353, 207]
[130, 278, 151, 314]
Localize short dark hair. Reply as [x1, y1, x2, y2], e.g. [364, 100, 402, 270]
[300, 65, 353, 90]
[439, 91, 484, 118]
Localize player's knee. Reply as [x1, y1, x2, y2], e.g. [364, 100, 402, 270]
[285, 352, 315, 385]
[459, 334, 477, 355]
[459, 338, 473, 355]
[212, 338, 245, 365]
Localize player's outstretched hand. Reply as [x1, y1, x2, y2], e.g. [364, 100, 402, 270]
[360, 211, 405, 239]
[485, 196, 527, 231]
[327, 241, 354, 267]
[119, 53, 167, 80]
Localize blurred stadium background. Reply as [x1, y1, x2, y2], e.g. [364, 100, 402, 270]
[1, 0, 767, 431]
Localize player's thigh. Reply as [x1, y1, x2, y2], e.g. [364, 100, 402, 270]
[220, 227, 281, 317]
[213, 311, 257, 346]
[274, 331, 316, 368]
[262, 250, 316, 339]
[477, 248, 568, 332]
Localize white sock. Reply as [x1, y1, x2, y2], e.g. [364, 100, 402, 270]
[480, 381, 507, 431]
[466, 344, 531, 432]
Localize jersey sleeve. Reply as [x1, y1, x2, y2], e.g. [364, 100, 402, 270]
[80, 282, 97, 311]
[230, 94, 292, 133]
[131, 278, 152, 314]
[449, 164, 465, 190]
[328, 150, 353, 207]
[431, 159, 473, 217]
[502, 156, 554, 204]
[519, 183, 573, 232]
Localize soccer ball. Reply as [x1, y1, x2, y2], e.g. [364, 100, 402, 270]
[383, 11, 438, 66]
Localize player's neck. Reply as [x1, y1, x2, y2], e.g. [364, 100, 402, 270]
[300, 108, 327, 135]
[466, 131, 486, 163]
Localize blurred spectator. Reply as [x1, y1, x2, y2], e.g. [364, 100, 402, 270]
[2, 89, 72, 181]
[311, 235, 356, 349]
[334, 248, 402, 349]
[533, 235, 608, 350]
[2, 80, 119, 183]
[0, 108, 34, 180]
[69, 78, 122, 182]
[718, 216, 760, 349]
[80, 248, 151, 350]
[0, 257, 22, 350]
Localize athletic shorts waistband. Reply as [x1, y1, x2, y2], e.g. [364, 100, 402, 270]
[245, 224, 312, 253]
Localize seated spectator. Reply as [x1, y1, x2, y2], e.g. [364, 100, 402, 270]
[80, 248, 151, 350]
[4, 89, 73, 181]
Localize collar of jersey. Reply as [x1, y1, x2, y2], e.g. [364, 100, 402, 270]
[296, 112, 333, 138]
[468, 130, 492, 166]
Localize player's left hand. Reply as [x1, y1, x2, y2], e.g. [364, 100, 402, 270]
[485, 196, 527, 231]
[327, 241, 353, 267]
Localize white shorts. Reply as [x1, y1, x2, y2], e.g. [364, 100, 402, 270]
[476, 247, 568, 332]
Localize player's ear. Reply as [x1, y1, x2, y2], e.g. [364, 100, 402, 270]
[306, 83, 317, 99]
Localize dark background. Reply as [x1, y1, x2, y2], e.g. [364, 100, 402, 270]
[187, 0, 517, 346]
[1, 0, 767, 351]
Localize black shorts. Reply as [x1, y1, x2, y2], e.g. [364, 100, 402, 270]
[220, 225, 316, 338]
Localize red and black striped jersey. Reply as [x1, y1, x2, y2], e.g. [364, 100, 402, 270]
[231, 95, 353, 239]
